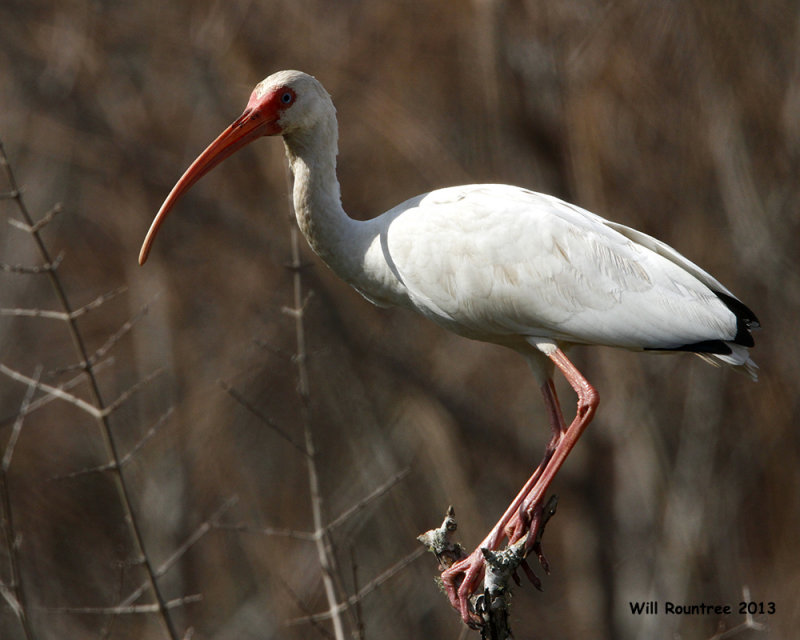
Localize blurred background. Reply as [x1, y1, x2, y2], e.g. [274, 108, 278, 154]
[1, 1, 798, 638]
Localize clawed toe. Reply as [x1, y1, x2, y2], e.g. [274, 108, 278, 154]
[440, 548, 486, 626]
[421, 496, 559, 627]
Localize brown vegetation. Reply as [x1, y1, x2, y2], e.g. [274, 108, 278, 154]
[1, 1, 798, 638]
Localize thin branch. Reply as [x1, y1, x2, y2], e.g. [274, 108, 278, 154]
[252, 338, 293, 361]
[0, 364, 164, 420]
[119, 497, 238, 608]
[0, 307, 75, 321]
[2, 365, 41, 472]
[220, 468, 409, 544]
[706, 586, 766, 639]
[45, 594, 203, 615]
[275, 574, 335, 640]
[100, 560, 127, 640]
[218, 379, 307, 457]
[7, 203, 62, 233]
[0, 286, 127, 322]
[213, 522, 316, 541]
[709, 620, 767, 640]
[739, 586, 767, 632]
[0, 251, 64, 274]
[51, 407, 175, 480]
[0, 358, 114, 427]
[326, 467, 410, 533]
[0, 139, 181, 640]
[102, 368, 165, 416]
[54, 296, 158, 375]
[285, 547, 426, 627]
[348, 546, 425, 605]
[0, 363, 104, 418]
[0, 366, 40, 640]
[0, 581, 24, 620]
[348, 546, 365, 640]
[152, 496, 238, 580]
[287, 221, 347, 640]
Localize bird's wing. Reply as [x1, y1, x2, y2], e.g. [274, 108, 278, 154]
[381, 185, 743, 351]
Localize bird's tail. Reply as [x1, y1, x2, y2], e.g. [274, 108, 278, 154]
[697, 343, 758, 381]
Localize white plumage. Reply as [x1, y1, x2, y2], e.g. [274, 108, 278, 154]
[139, 70, 758, 626]
[345, 184, 755, 376]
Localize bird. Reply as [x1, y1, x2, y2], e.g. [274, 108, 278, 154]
[139, 70, 759, 626]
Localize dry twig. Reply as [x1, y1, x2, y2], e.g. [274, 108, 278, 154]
[0, 139, 180, 639]
[0, 365, 40, 640]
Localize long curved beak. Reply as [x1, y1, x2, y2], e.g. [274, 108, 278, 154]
[139, 108, 279, 265]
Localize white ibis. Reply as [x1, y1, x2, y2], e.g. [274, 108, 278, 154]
[139, 70, 758, 625]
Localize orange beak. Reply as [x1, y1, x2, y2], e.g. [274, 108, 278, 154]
[138, 106, 281, 265]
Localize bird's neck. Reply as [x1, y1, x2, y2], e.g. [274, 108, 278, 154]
[282, 117, 359, 276]
[281, 116, 405, 310]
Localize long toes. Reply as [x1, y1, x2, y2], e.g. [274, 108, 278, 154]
[520, 559, 542, 590]
[440, 550, 488, 625]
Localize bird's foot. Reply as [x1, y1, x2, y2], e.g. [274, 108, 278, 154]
[422, 496, 558, 627]
[505, 494, 559, 588]
[441, 547, 488, 627]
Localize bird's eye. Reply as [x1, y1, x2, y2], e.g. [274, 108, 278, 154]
[281, 92, 294, 104]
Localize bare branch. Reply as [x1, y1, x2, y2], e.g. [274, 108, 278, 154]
[0, 251, 64, 274]
[218, 379, 307, 457]
[0, 362, 103, 418]
[281, 290, 314, 319]
[286, 214, 347, 640]
[2, 365, 41, 472]
[475, 539, 527, 640]
[0, 358, 114, 426]
[7, 203, 62, 233]
[65, 286, 129, 318]
[349, 547, 425, 610]
[0, 581, 24, 620]
[0, 363, 164, 420]
[55, 296, 158, 374]
[252, 338, 293, 361]
[706, 586, 767, 639]
[0, 286, 127, 322]
[52, 407, 175, 480]
[285, 547, 426, 627]
[0, 307, 73, 321]
[0, 140, 181, 640]
[155, 496, 239, 580]
[45, 594, 203, 615]
[119, 497, 238, 608]
[326, 467, 410, 533]
[417, 506, 466, 570]
[0, 366, 40, 640]
[102, 368, 165, 417]
[214, 522, 316, 541]
[275, 574, 335, 640]
[348, 546, 365, 640]
[100, 558, 128, 639]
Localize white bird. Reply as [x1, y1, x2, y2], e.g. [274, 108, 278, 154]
[139, 70, 759, 625]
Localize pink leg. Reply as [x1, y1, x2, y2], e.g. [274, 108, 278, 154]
[504, 378, 565, 543]
[441, 348, 598, 625]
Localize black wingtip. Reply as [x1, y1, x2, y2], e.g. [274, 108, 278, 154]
[714, 291, 759, 347]
[647, 339, 733, 356]
[644, 291, 758, 357]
